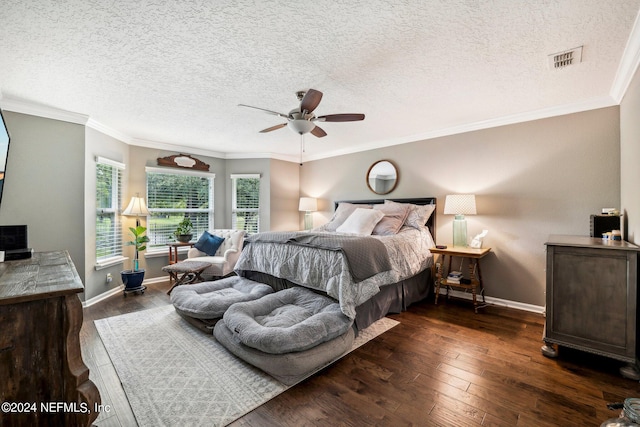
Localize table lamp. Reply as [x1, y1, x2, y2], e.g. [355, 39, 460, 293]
[444, 194, 477, 247]
[122, 194, 150, 271]
[122, 195, 150, 228]
[299, 197, 317, 230]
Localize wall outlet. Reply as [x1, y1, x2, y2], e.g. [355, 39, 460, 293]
[106, 273, 113, 284]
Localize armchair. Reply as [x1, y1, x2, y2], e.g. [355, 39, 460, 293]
[187, 229, 246, 279]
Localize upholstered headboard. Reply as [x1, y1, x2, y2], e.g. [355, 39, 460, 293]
[333, 197, 437, 240]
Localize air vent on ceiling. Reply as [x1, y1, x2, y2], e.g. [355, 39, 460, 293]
[548, 46, 583, 69]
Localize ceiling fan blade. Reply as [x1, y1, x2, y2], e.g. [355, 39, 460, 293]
[310, 125, 327, 138]
[238, 104, 290, 119]
[316, 113, 365, 122]
[259, 123, 287, 133]
[300, 89, 323, 114]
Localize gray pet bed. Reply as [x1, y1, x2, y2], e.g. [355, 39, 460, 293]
[214, 286, 355, 385]
[170, 276, 273, 330]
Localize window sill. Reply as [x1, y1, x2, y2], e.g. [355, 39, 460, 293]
[95, 256, 128, 270]
[144, 248, 168, 258]
[145, 247, 191, 257]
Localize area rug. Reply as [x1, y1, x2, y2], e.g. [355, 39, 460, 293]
[95, 304, 399, 426]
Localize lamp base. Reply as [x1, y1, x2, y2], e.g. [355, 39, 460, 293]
[304, 212, 313, 230]
[452, 215, 468, 247]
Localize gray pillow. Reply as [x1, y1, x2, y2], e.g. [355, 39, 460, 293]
[385, 200, 436, 229]
[223, 287, 353, 354]
[372, 202, 411, 235]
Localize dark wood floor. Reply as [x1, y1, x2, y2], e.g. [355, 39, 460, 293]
[81, 281, 640, 426]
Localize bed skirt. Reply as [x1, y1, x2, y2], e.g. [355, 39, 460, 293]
[239, 268, 433, 331]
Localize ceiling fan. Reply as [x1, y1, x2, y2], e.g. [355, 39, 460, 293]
[238, 89, 365, 138]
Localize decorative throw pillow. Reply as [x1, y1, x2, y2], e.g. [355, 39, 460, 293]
[194, 231, 225, 256]
[336, 208, 385, 235]
[385, 200, 436, 229]
[324, 202, 372, 232]
[372, 202, 411, 235]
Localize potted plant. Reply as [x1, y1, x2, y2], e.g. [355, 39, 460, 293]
[121, 225, 150, 291]
[174, 217, 194, 243]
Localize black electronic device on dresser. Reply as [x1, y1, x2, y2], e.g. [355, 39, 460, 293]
[0, 225, 33, 260]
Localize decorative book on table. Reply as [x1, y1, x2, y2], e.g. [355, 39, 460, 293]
[447, 271, 463, 283]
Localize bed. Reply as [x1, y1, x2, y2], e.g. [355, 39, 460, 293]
[234, 197, 436, 331]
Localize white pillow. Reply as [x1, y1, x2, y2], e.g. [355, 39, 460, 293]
[322, 202, 372, 232]
[336, 208, 385, 235]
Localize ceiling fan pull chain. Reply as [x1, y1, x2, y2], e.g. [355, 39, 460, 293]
[299, 134, 303, 166]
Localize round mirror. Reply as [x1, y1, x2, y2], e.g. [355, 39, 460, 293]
[366, 160, 398, 195]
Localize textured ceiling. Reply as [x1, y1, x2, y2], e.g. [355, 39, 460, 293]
[1, 1, 640, 162]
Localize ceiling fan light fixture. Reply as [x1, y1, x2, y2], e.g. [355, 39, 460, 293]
[288, 119, 315, 135]
[240, 88, 364, 138]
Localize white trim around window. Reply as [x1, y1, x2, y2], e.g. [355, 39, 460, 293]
[95, 156, 127, 269]
[145, 166, 216, 255]
[231, 173, 261, 234]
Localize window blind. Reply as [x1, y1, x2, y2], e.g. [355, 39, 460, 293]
[231, 174, 260, 234]
[96, 158, 125, 263]
[146, 168, 215, 248]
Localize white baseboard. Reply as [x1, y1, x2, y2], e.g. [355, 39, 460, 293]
[82, 276, 169, 308]
[142, 276, 168, 286]
[83, 285, 123, 308]
[83, 277, 544, 315]
[438, 288, 545, 314]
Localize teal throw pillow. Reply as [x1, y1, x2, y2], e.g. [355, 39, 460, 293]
[195, 231, 225, 256]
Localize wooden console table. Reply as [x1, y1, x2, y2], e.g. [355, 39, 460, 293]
[0, 251, 101, 426]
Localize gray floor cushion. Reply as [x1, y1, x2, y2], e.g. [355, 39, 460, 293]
[214, 318, 355, 385]
[221, 286, 354, 354]
[170, 276, 274, 320]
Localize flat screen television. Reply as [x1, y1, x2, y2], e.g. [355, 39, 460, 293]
[0, 109, 10, 207]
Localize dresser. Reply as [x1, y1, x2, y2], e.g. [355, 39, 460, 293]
[542, 235, 640, 379]
[0, 251, 100, 426]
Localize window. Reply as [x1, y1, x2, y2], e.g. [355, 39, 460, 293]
[231, 174, 260, 234]
[96, 157, 125, 266]
[145, 167, 215, 250]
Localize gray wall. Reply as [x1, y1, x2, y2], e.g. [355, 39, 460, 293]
[127, 147, 280, 281]
[0, 102, 626, 308]
[269, 159, 300, 231]
[84, 126, 130, 300]
[0, 112, 298, 301]
[621, 65, 640, 245]
[300, 107, 621, 307]
[0, 111, 86, 286]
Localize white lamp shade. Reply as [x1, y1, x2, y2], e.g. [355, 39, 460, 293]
[122, 196, 150, 216]
[443, 194, 477, 215]
[298, 197, 318, 212]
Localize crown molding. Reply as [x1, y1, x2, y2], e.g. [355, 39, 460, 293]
[611, 9, 640, 102]
[0, 96, 89, 125]
[86, 118, 134, 144]
[302, 95, 619, 162]
[224, 151, 298, 163]
[130, 137, 229, 159]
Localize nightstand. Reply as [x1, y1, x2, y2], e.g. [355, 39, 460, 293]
[430, 245, 492, 313]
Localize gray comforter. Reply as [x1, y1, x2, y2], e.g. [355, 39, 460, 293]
[246, 231, 391, 282]
[235, 227, 435, 319]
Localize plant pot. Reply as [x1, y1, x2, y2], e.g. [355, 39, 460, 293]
[121, 269, 146, 290]
[176, 234, 193, 243]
